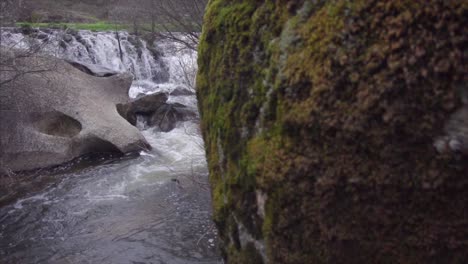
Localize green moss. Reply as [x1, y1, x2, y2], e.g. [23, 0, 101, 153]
[211, 181, 227, 224]
[198, 0, 468, 263]
[227, 242, 264, 264]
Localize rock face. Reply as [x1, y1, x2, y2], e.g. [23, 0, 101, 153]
[148, 103, 198, 132]
[0, 49, 150, 172]
[197, 1, 468, 263]
[66, 59, 120, 77]
[117, 93, 169, 126]
[118, 92, 198, 132]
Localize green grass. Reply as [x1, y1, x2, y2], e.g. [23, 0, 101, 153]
[16, 21, 126, 31]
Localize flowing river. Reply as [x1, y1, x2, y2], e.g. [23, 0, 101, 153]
[0, 29, 221, 264]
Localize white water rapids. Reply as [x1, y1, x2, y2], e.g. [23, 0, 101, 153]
[0, 28, 221, 263]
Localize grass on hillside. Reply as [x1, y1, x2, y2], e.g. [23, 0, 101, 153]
[16, 21, 126, 31]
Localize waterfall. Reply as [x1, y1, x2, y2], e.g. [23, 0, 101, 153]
[0, 28, 198, 97]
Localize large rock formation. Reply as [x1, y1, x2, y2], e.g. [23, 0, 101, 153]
[197, 1, 468, 263]
[0, 48, 150, 172]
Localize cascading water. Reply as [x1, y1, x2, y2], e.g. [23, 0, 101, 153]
[0, 28, 220, 263]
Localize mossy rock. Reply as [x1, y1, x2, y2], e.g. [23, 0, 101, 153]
[197, 0, 468, 263]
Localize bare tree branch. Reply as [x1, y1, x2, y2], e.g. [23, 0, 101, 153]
[108, 0, 207, 51]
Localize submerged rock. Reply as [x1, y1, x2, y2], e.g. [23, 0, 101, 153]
[0, 48, 150, 172]
[197, 1, 468, 263]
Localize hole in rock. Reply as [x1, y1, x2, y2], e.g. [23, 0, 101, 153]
[32, 111, 82, 138]
[79, 137, 123, 155]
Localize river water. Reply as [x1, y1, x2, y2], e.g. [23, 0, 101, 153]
[0, 29, 221, 263]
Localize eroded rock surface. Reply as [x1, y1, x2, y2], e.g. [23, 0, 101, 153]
[0, 48, 150, 172]
[197, 1, 468, 263]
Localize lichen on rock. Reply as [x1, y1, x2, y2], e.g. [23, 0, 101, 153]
[197, 0, 468, 263]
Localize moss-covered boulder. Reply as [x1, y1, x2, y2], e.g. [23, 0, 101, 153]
[196, 1, 468, 263]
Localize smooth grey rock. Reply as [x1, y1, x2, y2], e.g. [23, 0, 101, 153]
[170, 86, 195, 96]
[117, 93, 198, 132]
[62, 34, 73, 43]
[66, 60, 120, 77]
[129, 93, 169, 114]
[148, 103, 198, 132]
[0, 48, 150, 172]
[117, 92, 169, 125]
[36, 33, 49, 40]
